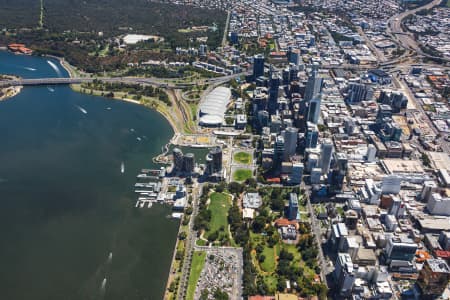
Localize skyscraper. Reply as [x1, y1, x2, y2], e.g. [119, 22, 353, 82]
[173, 148, 184, 172]
[305, 122, 319, 149]
[253, 54, 265, 80]
[307, 93, 322, 124]
[206, 147, 222, 174]
[268, 68, 281, 114]
[283, 127, 298, 160]
[320, 139, 333, 174]
[304, 67, 323, 102]
[183, 153, 195, 173]
[288, 193, 299, 220]
[274, 135, 285, 165]
[346, 83, 373, 103]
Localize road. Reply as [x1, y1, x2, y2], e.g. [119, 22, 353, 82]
[392, 74, 450, 153]
[0, 72, 248, 89]
[177, 181, 202, 300]
[387, 0, 449, 62]
[302, 183, 330, 287]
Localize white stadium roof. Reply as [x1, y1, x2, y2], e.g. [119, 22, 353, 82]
[199, 87, 231, 125]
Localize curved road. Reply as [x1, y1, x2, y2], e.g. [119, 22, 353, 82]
[387, 0, 449, 62]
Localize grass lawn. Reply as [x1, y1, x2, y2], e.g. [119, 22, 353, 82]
[234, 151, 252, 164]
[447, 0, 450, 7]
[186, 251, 206, 300]
[260, 245, 277, 272]
[264, 275, 278, 292]
[233, 169, 252, 182]
[205, 192, 231, 240]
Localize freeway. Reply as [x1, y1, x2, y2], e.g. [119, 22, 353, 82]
[387, 0, 449, 62]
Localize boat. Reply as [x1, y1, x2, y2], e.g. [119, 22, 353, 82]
[121, 162, 125, 174]
[75, 105, 88, 114]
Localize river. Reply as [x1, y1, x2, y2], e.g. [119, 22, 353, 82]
[0, 51, 179, 300]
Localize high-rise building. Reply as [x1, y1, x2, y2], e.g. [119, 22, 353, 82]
[320, 139, 333, 174]
[385, 236, 417, 263]
[253, 54, 265, 80]
[183, 153, 195, 173]
[206, 147, 222, 174]
[173, 148, 184, 172]
[304, 68, 323, 102]
[307, 94, 321, 124]
[366, 144, 377, 162]
[289, 49, 301, 66]
[334, 253, 356, 297]
[289, 64, 299, 82]
[230, 31, 239, 45]
[291, 162, 304, 185]
[382, 175, 401, 194]
[274, 135, 285, 165]
[283, 127, 298, 160]
[346, 83, 373, 103]
[210, 147, 222, 172]
[417, 259, 450, 298]
[288, 193, 298, 220]
[426, 192, 450, 216]
[344, 118, 355, 135]
[268, 69, 281, 114]
[305, 122, 319, 148]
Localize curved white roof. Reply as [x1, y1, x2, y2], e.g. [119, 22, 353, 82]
[199, 87, 231, 120]
[199, 115, 223, 126]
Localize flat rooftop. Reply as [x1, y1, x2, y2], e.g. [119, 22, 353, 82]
[382, 159, 424, 174]
[427, 259, 450, 274]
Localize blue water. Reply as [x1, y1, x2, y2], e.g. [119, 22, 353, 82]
[0, 51, 178, 300]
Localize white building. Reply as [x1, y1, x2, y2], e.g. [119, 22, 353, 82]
[427, 192, 450, 216]
[243, 192, 262, 209]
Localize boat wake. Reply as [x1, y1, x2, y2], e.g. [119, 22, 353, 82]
[47, 60, 63, 77]
[23, 67, 36, 71]
[47, 87, 55, 92]
[75, 105, 88, 114]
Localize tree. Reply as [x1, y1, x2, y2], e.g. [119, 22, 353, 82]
[258, 254, 266, 263]
[255, 244, 264, 254]
[213, 288, 229, 300]
[200, 289, 209, 300]
[207, 230, 219, 242]
[252, 216, 266, 233]
[178, 231, 187, 240]
[228, 182, 243, 195]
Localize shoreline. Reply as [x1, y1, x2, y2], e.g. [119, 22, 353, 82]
[70, 83, 181, 138]
[0, 75, 23, 101]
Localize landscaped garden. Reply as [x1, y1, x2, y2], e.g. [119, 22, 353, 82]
[233, 168, 253, 182]
[233, 151, 252, 164]
[186, 251, 206, 300]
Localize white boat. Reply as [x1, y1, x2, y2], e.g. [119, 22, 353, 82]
[76, 105, 88, 114]
[121, 162, 125, 173]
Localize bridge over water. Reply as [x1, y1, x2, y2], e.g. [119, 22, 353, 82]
[0, 72, 248, 89]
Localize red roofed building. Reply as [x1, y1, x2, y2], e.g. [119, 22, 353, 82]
[435, 250, 450, 261]
[248, 296, 275, 300]
[8, 43, 33, 55]
[274, 218, 298, 228]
